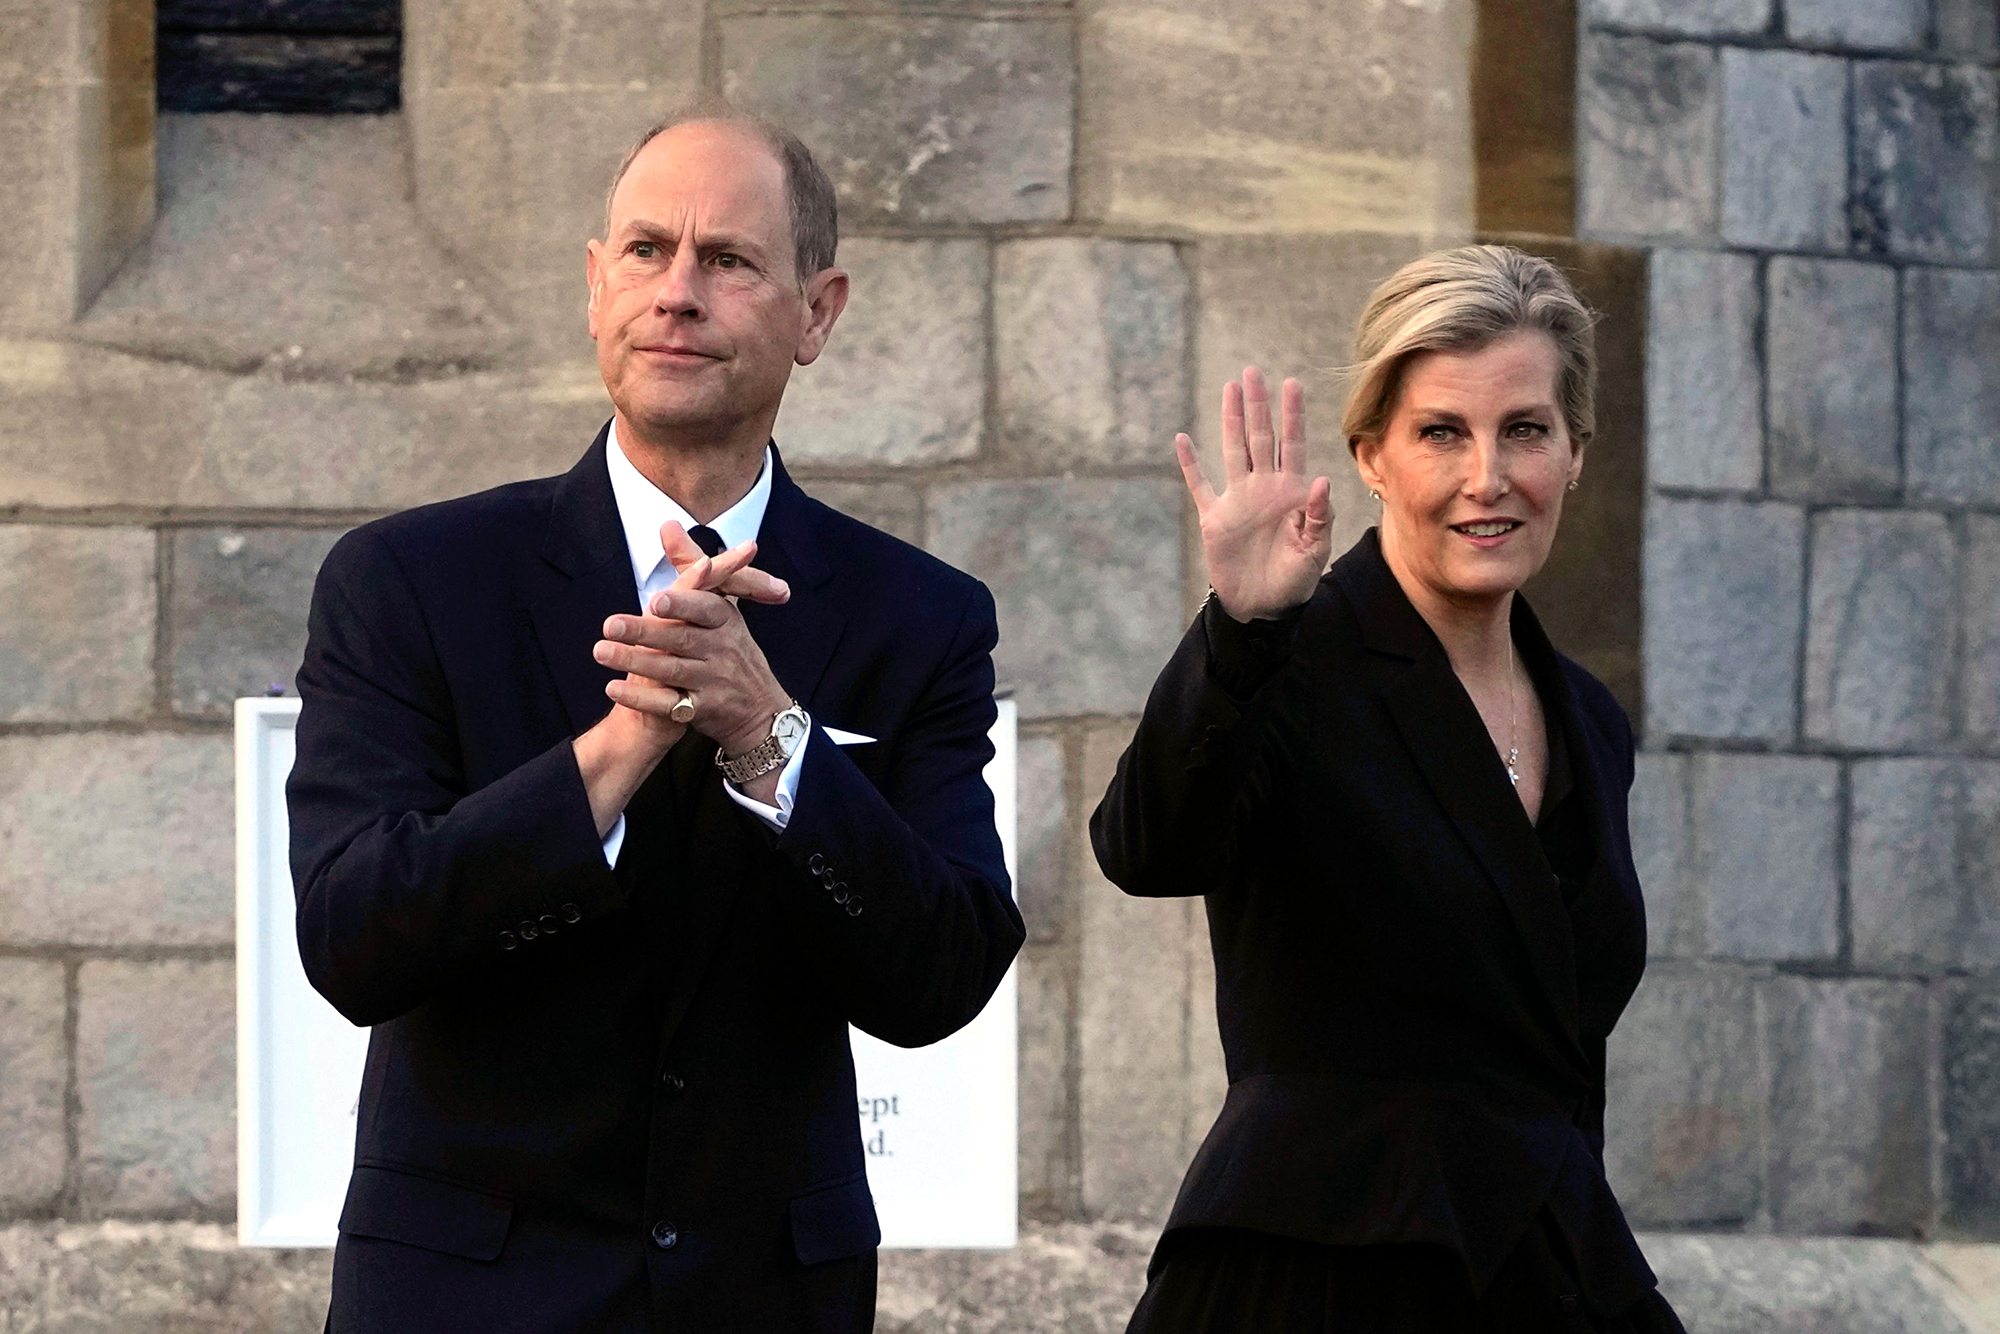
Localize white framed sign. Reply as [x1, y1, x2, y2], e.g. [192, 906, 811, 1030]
[236, 696, 1019, 1249]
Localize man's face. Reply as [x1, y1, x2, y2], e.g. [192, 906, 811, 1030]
[586, 122, 839, 446]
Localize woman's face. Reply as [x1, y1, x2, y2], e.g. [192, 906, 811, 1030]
[1355, 329, 1583, 612]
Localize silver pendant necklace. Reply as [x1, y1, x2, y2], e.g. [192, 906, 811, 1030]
[1505, 635, 1521, 787]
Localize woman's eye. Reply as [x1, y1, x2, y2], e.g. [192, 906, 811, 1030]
[1419, 425, 1455, 443]
[1508, 421, 1551, 439]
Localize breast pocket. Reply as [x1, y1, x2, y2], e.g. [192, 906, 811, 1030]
[338, 1162, 515, 1262]
[788, 1172, 881, 1266]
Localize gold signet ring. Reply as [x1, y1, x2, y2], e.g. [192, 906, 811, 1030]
[670, 693, 697, 724]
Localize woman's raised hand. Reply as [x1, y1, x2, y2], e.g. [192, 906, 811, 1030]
[1176, 367, 1333, 622]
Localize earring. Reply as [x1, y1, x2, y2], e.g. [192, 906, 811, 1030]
[1567, 479, 1578, 492]
[1369, 490, 1382, 502]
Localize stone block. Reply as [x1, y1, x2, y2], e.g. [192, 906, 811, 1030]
[1691, 755, 1840, 962]
[720, 15, 1071, 226]
[1765, 258, 1899, 502]
[1643, 1233, 1989, 1334]
[169, 527, 344, 717]
[1853, 62, 1999, 264]
[1606, 967, 1763, 1226]
[0, 1222, 333, 1332]
[1583, 0, 1773, 33]
[928, 482, 1185, 721]
[1078, 0, 1473, 236]
[1016, 733, 1070, 945]
[1851, 761, 2000, 973]
[1631, 752, 1699, 958]
[1965, 517, 2000, 744]
[1944, 979, 2000, 1233]
[0, 526, 154, 723]
[0, 734, 234, 948]
[1644, 250, 1761, 491]
[1642, 498, 1804, 742]
[875, 1221, 1157, 1334]
[1196, 232, 1430, 564]
[408, 0, 704, 91]
[1763, 977, 1934, 1235]
[1904, 268, 2000, 506]
[1720, 48, 1848, 251]
[1804, 509, 1955, 749]
[76, 959, 234, 1215]
[995, 240, 1188, 470]
[1788, 0, 1927, 49]
[1016, 943, 1073, 1209]
[775, 239, 986, 468]
[1078, 721, 1196, 1222]
[1579, 36, 1719, 241]
[1937, 0, 2000, 59]
[794, 479, 924, 548]
[0, 960, 67, 1212]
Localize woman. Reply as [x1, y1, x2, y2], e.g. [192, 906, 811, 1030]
[1091, 245, 1684, 1332]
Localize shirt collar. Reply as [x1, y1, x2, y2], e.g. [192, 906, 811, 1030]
[605, 419, 774, 591]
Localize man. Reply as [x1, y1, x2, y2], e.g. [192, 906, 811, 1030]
[287, 109, 1023, 1333]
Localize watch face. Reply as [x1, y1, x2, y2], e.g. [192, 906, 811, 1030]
[773, 708, 809, 748]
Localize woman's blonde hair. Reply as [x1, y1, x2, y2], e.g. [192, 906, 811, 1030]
[1340, 244, 1597, 452]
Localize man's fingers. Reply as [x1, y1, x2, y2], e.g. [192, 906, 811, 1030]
[717, 565, 791, 605]
[1175, 433, 1217, 514]
[1220, 379, 1249, 481]
[1279, 378, 1306, 474]
[645, 587, 733, 629]
[1242, 367, 1274, 471]
[593, 640, 695, 682]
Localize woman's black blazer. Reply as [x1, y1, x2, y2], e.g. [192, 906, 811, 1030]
[1090, 529, 1658, 1315]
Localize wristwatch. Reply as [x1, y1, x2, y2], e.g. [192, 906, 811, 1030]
[715, 701, 810, 785]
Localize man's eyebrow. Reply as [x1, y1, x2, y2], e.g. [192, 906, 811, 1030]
[616, 219, 770, 257]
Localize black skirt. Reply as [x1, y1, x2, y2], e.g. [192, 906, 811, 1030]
[1126, 1210, 1687, 1334]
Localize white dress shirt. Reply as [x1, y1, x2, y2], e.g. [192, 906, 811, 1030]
[598, 422, 806, 866]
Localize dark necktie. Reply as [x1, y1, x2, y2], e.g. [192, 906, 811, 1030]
[687, 524, 726, 558]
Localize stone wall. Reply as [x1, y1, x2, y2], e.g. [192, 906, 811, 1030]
[1578, 0, 2000, 1253]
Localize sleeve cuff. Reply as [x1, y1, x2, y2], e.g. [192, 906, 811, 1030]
[1201, 592, 1303, 702]
[722, 730, 807, 832]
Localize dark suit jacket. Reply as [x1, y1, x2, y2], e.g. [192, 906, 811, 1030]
[1090, 529, 1656, 1315]
[288, 428, 1023, 1333]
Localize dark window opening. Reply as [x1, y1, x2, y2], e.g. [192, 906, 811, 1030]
[158, 1, 400, 113]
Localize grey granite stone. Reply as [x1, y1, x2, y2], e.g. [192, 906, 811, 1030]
[0, 525, 154, 723]
[995, 239, 1189, 469]
[1644, 1233, 1988, 1333]
[1631, 752, 1700, 958]
[0, 734, 234, 948]
[1692, 755, 1841, 962]
[1016, 943, 1074, 1209]
[76, 959, 235, 1215]
[1788, 0, 1928, 48]
[1944, 979, 2000, 1233]
[408, 0, 704, 90]
[1582, 0, 1773, 36]
[720, 15, 1071, 226]
[1605, 966, 1763, 1226]
[794, 480, 924, 548]
[1905, 267, 2000, 506]
[1721, 48, 1849, 251]
[0, 960, 67, 1213]
[1851, 761, 2000, 972]
[1936, 0, 2000, 59]
[1763, 976, 1934, 1235]
[1765, 258, 1899, 502]
[169, 527, 344, 717]
[1853, 61, 1999, 264]
[1964, 516, 2000, 745]
[775, 239, 987, 468]
[1642, 498, 1804, 742]
[1078, 722, 1197, 1223]
[1579, 35, 1719, 241]
[1804, 509, 1956, 749]
[1644, 249, 1762, 491]
[877, 1221, 1158, 1333]
[1016, 733, 1069, 946]
[928, 481, 1185, 721]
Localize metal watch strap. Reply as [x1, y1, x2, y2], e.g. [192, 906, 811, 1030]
[715, 702, 805, 785]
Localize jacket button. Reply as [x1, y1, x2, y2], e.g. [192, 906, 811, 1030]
[560, 903, 583, 924]
[820, 868, 838, 889]
[831, 883, 849, 904]
[661, 1071, 686, 1094]
[651, 1221, 679, 1250]
[538, 913, 560, 935]
[517, 920, 538, 942]
[498, 931, 518, 951]
[808, 853, 826, 875]
[845, 899, 864, 918]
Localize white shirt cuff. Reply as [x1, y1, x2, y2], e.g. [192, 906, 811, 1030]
[601, 814, 627, 867]
[722, 732, 807, 832]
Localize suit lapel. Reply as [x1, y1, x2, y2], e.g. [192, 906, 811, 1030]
[528, 424, 639, 737]
[1334, 533, 1582, 1048]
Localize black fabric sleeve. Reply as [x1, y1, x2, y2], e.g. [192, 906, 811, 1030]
[1201, 593, 1305, 702]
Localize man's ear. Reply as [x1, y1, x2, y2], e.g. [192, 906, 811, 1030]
[794, 267, 850, 367]
[585, 238, 604, 340]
